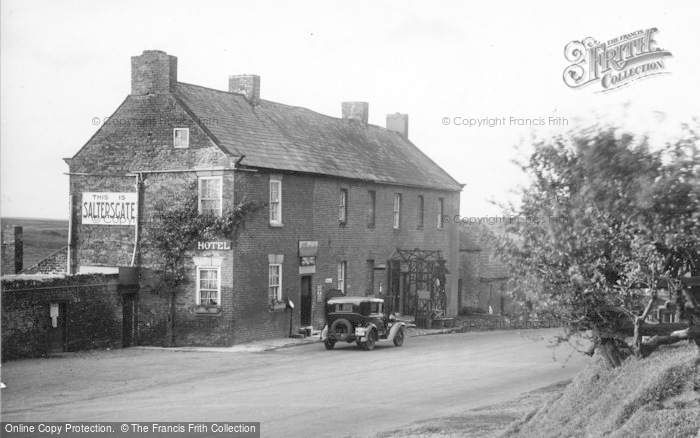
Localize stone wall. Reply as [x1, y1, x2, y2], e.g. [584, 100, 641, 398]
[1, 274, 123, 361]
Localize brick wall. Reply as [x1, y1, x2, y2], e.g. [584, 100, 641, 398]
[1, 226, 23, 275]
[1, 274, 123, 361]
[230, 170, 459, 343]
[22, 246, 68, 275]
[229, 171, 315, 343]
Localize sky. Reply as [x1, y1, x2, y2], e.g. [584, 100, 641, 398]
[1, 0, 699, 220]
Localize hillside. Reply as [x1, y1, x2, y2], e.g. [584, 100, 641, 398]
[1, 218, 68, 269]
[503, 343, 700, 438]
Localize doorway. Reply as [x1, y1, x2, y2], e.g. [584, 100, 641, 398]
[122, 293, 137, 347]
[300, 275, 312, 326]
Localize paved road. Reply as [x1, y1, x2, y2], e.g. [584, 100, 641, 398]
[2, 329, 590, 437]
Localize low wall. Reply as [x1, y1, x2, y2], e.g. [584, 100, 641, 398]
[1, 274, 123, 361]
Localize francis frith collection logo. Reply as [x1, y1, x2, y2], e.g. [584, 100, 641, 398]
[563, 28, 672, 92]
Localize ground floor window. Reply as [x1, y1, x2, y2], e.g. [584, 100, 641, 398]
[269, 263, 282, 304]
[197, 267, 220, 305]
[338, 261, 346, 293]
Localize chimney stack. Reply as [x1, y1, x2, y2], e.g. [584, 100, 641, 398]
[342, 102, 369, 125]
[1, 226, 23, 275]
[131, 50, 178, 95]
[229, 75, 260, 105]
[386, 113, 409, 138]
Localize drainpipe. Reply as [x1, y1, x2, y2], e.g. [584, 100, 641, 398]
[67, 192, 73, 274]
[130, 173, 142, 267]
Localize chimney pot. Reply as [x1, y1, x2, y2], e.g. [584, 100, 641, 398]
[342, 102, 369, 125]
[131, 50, 177, 95]
[229, 75, 261, 105]
[386, 113, 409, 138]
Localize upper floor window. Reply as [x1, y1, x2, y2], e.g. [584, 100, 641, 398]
[393, 194, 402, 229]
[198, 177, 222, 216]
[174, 128, 189, 148]
[437, 197, 445, 229]
[269, 179, 282, 225]
[367, 190, 376, 228]
[339, 189, 348, 226]
[197, 267, 220, 306]
[417, 195, 424, 229]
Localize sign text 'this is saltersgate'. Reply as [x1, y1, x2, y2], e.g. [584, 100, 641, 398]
[82, 192, 138, 226]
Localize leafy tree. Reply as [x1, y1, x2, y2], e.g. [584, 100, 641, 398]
[496, 123, 700, 367]
[149, 188, 265, 347]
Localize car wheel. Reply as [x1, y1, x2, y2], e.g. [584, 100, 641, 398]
[330, 318, 353, 341]
[324, 339, 336, 350]
[356, 341, 363, 348]
[364, 330, 376, 351]
[393, 327, 404, 347]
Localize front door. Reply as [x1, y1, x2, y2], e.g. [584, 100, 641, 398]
[300, 276, 312, 326]
[47, 302, 67, 353]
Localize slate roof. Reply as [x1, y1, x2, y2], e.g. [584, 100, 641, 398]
[173, 83, 462, 192]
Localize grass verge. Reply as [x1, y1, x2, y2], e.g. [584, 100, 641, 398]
[502, 343, 700, 438]
[370, 343, 700, 438]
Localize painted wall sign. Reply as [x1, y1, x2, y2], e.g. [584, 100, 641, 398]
[300, 256, 316, 267]
[299, 241, 319, 257]
[193, 240, 232, 251]
[82, 192, 138, 226]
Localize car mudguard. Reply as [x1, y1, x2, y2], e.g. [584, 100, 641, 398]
[320, 325, 328, 341]
[357, 323, 377, 342]
[386, 322, 406, 341]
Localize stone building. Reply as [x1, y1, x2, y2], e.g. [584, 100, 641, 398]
[459, 224, 514, 315]
[65, 50, 462, 347]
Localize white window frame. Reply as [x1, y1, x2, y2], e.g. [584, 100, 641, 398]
[196, 266, 221, 306]
[173, 128, 189, 148]
[198, 176, 223, 216]
[393, 194, 402, 229]
[339, 189, 348, 224]
[269, 179, 282, 225]
[437, 197, 445, 229]
[338, 261, 346, 293]
[269, 263, 282, 303]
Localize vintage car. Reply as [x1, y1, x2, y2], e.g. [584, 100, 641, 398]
[321, 296, 405, 350]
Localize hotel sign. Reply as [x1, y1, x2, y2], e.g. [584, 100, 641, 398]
[193, 240, 232, 251]
[82, 192, 138, 226]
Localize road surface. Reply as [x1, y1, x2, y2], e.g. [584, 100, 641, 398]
[2, 328, 591, 437]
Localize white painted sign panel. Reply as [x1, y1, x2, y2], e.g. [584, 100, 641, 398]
[82, 192, 138, 225]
